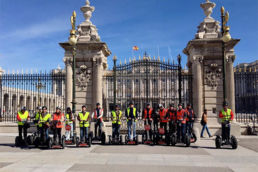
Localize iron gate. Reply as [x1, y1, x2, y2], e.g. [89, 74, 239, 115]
[103, 56, 192, 120]
[0, 70, 66, 122]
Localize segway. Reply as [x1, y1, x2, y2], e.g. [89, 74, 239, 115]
[125, 134, 138, 145]
[49, 121, 66, 149]
[215, 122, 238, 149]
[15, 121, 32, 147]
[64, 124, 77, 145]
[153, 127, 170, 146]
[75, 121, 92, 148]
[108, 135, 123, 145]
[34, 123, 53, 149]
[142, 121, 153, 144]
[90, 120, 106, 145]
[171, 122, 191, 147]
[186, 122, 197, 143]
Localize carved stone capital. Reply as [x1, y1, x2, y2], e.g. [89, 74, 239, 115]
[226, 55, 236, 64]
[192, 56, 204, 64]
[63, 57, 73, 66]
[76, 65, 91, 91]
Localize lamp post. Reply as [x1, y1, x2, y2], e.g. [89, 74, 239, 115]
[113, 56, 117, 109]
[69, 11, 78, 137]
[177, 54, 182, 104]
[221, 6, 232, 102]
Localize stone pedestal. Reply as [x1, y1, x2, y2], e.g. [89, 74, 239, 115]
[184, 0, 240, 138]
[60, 1, 111, 114]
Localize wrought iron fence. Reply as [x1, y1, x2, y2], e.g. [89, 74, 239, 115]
[235, 70, 258, 123]
[103, 57, 192, 121]
[0, 70, 66, 122]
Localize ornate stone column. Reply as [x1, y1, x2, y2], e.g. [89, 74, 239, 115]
[192, 56, 203, 120]
[64, 57, 73, 108]
[226, 55, 236, 113]
[93, 57, 103, 107]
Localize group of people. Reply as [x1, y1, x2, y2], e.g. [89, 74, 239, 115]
[16, 100, 235, 146]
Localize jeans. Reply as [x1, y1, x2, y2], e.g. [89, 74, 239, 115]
[222, 123, 231, 141]
[40, 127, 49, 142]
[65, 123, 74, 140]
[80, 127, 88, 142]
[200, 124, 211, 137]
[112, 123, 120, 139]
[95, 120, 103, 138]
[127, 120, 136, 140]
[18, 125, 27, 139]
[177, 123, 186, 142]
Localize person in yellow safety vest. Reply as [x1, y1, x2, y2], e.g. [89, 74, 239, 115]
[111, 105, 122, 139]
[91, 103, 103, 138]
[219, 101, 234, 141]
[34, 106, 42, 134]
[38, 106, 51, 141]
[125, 102, 138, 141]
[65, 107, 74, 140]
[16, 106, 30, 144]
[77, 105, 90, 142]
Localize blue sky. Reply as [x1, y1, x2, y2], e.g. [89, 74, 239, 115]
[0, 0, 257, 72]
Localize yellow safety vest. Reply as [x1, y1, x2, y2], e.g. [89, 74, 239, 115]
[35, 112, 40, 126]
[221, 109, 232, 123]
[127, 108, 137, 122]
[78, 112, 90, 127]
[112, 110, 122, 125]
[66, 114, 73, 124]
[17, 111, 29, 126]
[38, 113, 51, 127]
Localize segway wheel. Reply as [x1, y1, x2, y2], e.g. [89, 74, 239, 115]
[171, 135, 176, 146]
[15, 136, 19, 147]
[76, 137, 80, 147]
[191, 133, 197, 143]
[61, 136, 66, 149]
[215, 136, 222, 149]
[119, 135, 123, 145]
[125, 135, 128, 145]
[231, 136, 238, 149]
[48, 138, 53, 149]
[101, 132, 106, 145]
[165, 134, 170, 146]
[88, 137, 92, 147]
[108, 135, 112, 145]
[27, 135, 33, 145]
[185, 135, 191, 147]
[135, 135, 138, 145]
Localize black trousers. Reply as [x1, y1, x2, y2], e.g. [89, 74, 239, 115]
[222, 123, 231, 141]
[112, 123, 120, 139]
[153, 120, 159, 133]
[169, 121, 176, 134]
[95, 120, 102, 138]
[160, 122, 168, 134]
[53, 128, 62, 144]
[18, 125, 27, 140]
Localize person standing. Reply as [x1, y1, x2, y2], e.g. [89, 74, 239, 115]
[185, 103, 195, 135]
[159, 104, 168, 134]
[38, 106, 51, 141]
[77, 105, 90, 142]
[219, 101, 234, 142]
[176, 103, 187, 142]
[152, 104, 159, 133]
[166, 104, 177, 134]
[142, 103, 153, 138]
[52, 107, 64, 145]
[91, 103, 104, 138]
[34, 106, 42, 134]
[17, 107, 30, 145]
[65, 107, 74, 140]
[200, 109, 212, 138]
[111, 105, 122, 139]
[125, 102, 138, 141]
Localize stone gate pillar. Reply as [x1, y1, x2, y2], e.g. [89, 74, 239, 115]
[183, 0, 240, 137]
[60, 0, 111, 113]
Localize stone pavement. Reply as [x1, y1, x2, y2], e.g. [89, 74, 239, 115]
[0, 133, 257, 172]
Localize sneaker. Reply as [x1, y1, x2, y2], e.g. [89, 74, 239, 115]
[209, 135, 212, 138]
[200, 136, 204, 138]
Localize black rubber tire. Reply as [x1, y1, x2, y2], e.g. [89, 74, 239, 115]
[48, 138, 52, 149]
[15, 136, 19, 147]
[62, 136, 65, 149]
[215, 136, 222, 149]
[125, 135, 128, 145]
[27, 135, 33, 145]
[171, 135, 176, 146]
[88, 137, 92, 147]
[76, 137, 80, 147]
[185, 135, 191, 147]
[119, 135, 123, 145]
[165, 134, 170, 146]
[231, 136, 238, 149]
[191, 133, 197, 143]
[101, 133, 106, 145]
[142, 134, 145, 144]
[135, 135, 138, 145]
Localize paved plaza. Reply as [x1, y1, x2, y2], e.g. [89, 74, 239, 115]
[0, 133, 257, 172]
